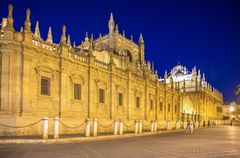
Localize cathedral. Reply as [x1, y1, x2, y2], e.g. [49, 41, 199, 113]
[0, 4, 223, 135]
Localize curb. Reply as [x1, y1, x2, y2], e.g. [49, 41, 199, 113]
[0, 129, 186, 144]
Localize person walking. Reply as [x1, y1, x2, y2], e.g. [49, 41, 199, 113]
[186, 121, 194, 134]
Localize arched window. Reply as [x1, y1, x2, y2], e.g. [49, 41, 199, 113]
[125, 49, 132, 62]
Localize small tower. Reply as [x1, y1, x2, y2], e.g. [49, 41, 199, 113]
[84, 32, 89, 44]
[60, 25, 66, 45]
[108, 13, 115, 35]
[4, 4, 14, 31]
[151, 61, 154, 72]
[164, 70, 167, 84]
[115, 24, 119, 34]
[138, 33, 145, 64]
[24, 8, 31, 32]
[46, 27, 53, 43]
[34, 21, 41, 39]
[67, 34, 71, 46]
[192, 66, 197, 78]
[202, 73, 205, 81]
[90, 33, 94, 42]
[197, 69, 201, 78]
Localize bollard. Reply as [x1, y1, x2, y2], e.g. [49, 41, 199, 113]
[167, 121, 171, 130]
[42, 117, 48, 139]
[135, 120, 139, 134]
[154, 121, 157, 132]
[195, 121, 198, 128]
[53, 117, 59, 139]
[93, 118, 97, 137]
[151, 120, 154, 132]
[85, 118, 90, 137]
[114, 120, 118, 135]
[139, 120, 143, 133]
[176, 121, 180, 129]
[119, 120, 123, 135]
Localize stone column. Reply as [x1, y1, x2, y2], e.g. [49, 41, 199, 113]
[93, 118, 97, 137]
[53, 117, 59, 139]
[139, 120, 143, 133]
[119, 120, 123, 135]
[85, 118, 90, 137]
[135, 120, 139, 134]
[42, 117, 48, 139]
[114, 120, 118, 135]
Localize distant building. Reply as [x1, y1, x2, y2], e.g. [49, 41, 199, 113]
[0, 4, 224, 135]
[161, 63, 223, 121]
[223, 102, 240, 119]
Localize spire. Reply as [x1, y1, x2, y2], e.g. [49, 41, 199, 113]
[131, 35, 133, 41]
[89, 37, 94, 56]
[5, 4, 14, 30]
[139, 33, 145, 64]
[108, 12, 115, 35]
[20, 27, 23, 32]
[99, 33, 102, 39]
[115, 24, 119, 34]
[123, 30, 125, 37]
[47, 27, 53, 43]
[192, 66, 197, 76]
[73, 41, 76, 47]
[84, 32, 89, 43]
[90, 33, 94, 42]
[164, 70, 168, 79]
[67, 34, 71, 46]
[34, 21, 41, 39]
[24, 8, 31, 32]
[151, 61, 154, 72]
[60, 25, 66, 45]
[202, 73, 205, 81]
[198, 69, 201, 78]
[139, 33, 144, 43]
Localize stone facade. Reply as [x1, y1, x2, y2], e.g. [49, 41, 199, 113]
[0, 5, 223, 135]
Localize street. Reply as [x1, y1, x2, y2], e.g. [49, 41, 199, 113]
[0, 126, 240, 158]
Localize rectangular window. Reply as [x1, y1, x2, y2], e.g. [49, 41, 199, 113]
[99, 88, 105, 103]
[74, 83, 81, 100]
[160, 102, 163, 111]
[41, 77, 50, 96]
[150, 100, 153, 110]
[175, 105, 177, 113]
[136, 96, 140, 108]
[168, 103, 170, 112]
[118, 93, 123, 106]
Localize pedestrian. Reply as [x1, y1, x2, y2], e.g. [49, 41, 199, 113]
[189, 122, 194, 134]
[186, 121, 194, 134]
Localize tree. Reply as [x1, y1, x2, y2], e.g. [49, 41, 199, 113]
[235, 84, 240, 102]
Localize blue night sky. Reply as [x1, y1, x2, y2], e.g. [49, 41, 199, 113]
[1, 0, 239, 102]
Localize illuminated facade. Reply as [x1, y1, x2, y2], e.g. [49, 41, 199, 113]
[0, 4, 223, 135]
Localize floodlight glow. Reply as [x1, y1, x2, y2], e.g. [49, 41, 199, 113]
[229, 106, 235, 112]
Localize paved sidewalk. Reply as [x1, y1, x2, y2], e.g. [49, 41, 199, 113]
[0, 125, 239, 158]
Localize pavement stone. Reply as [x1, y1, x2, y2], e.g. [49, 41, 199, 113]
[0, 126, 240, 158]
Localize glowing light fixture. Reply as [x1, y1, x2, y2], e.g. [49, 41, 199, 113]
[229, 106, 235, 112]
